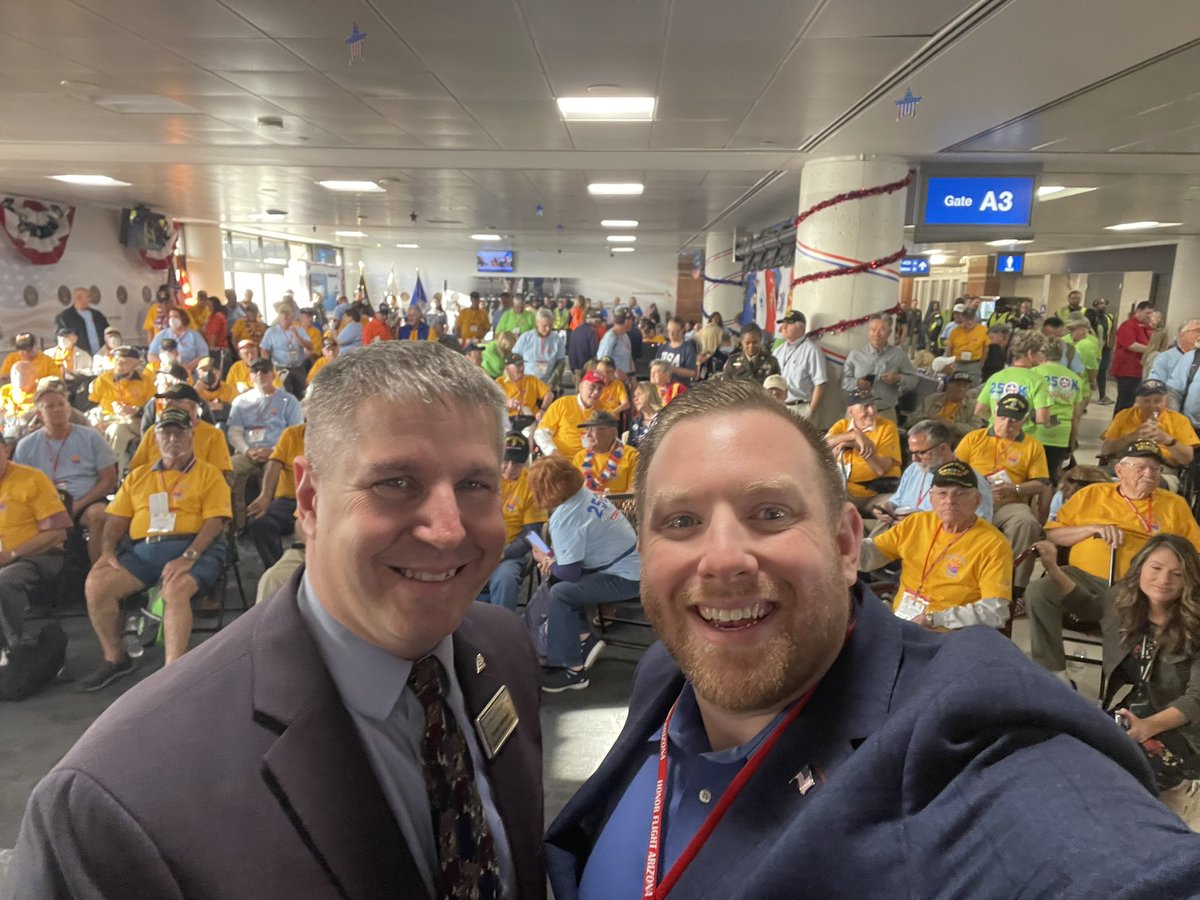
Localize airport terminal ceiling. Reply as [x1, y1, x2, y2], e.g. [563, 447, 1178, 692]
[0, 0, 1196, 258]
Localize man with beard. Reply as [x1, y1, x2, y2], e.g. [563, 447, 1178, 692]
[545, 379, 1200, 898]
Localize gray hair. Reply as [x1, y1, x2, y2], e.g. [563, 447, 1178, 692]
[535, 307, 554, 324]
[306, 342, 507, 473]
[908, 419, 953, 447]
[649, 358, 674, 376]
[988, 322, 1013, 336]
[1011, 330, 1048, 359]
[868, 313, 894, 329]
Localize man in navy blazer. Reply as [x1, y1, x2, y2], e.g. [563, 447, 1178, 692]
[546, 379, 1200, 899]
[7, 342, 546, 899]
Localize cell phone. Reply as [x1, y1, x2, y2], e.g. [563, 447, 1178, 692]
[892, 506, 915, 517]
[1012, 545, 1038, 567]
[525, 532, 551, 555]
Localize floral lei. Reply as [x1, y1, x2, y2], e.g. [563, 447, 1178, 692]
[582, 440, 624, 494]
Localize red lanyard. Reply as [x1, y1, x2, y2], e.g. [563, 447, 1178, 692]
[917, 522, 970, 593]
[47, 435, 69, 477]
[1119, 490, 1154, 533]
[915, 472, 933, 508]
[992, 438, 1014, 472]
[156, 461, 193, 512]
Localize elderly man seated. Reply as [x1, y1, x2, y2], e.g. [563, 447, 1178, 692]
[1100, 379, 1197, 483]
[14, 384, 117, 563]
[1, 333, 58, 383]
[572, 410, 639, 495]
[87, 347, 156, 475]
[246, 422, 305, 569]
[860, 460, 1013, 630]
[225, 340, 266, 395]
[1027, 440, 1200, 684]
[0, 435, 71, 648]
[79, 408, 231, 690]
[874, 420, 992, 530]
[483, 432, 547, 612]
[825, 388, 902, 515]
[46, 326, 93, 384]
[513, 307, 566, 384]
[496, 352, 551, 429]
[955, 393, 1049, 596]
[0, 361, 38, 426]
[192, 356, 236, 425]
[227, 358, 303, 531]
[536, 369, 603, 458]
[908, 372, 982, 442]
[128, 383, 232, 476]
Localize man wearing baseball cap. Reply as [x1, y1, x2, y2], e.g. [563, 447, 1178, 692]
[87, 346, 156, 475]
[497, 352, 552, 427]
[128, 382, 232, 475]
[47, 326, 92, 381]
[955, 393, 1049, 595]
[226, 339, 267, 395]
[536, 370, 604, 458]
[825, 388, 902, 514]
[908, 371, 982, 442]
[228, 358, 303, 531]
[572, 410, 639, 495]
[861, 460, 1012, 630]
[1, 333, 58, 384]
[484, 432, 547, 612]
[771, 309, 827, 416]
[596, 307, 635, 381]
[1028, 439, 1200, 684]
[80, 408, 232, 689]
[1101, 378, 1197, 474]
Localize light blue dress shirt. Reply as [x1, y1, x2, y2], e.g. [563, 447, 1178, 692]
[512, 329, 565, 382]
[297, 573, 516, 898]
[227, 388, 303, 449]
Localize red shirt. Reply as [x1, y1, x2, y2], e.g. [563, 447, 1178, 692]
[658, 382, 687, 405]
[204, 311, 228, 349]
[362, 317, 392, 345]
[1112, 317, 1151, 378]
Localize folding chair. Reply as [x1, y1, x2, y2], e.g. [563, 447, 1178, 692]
[191, 523, 250, 634]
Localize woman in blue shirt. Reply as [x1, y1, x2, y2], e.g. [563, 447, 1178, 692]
[336, 304, 364, 352]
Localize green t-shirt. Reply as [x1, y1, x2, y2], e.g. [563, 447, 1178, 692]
[496, 309, 536, 336]
[1032, 362, 1082, 448]
[979, 366, 1051, 434]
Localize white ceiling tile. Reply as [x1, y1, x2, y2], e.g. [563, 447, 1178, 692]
[70, 0, 262, 39]
[807, 0, 976, 38]
[216, 70, 353, 99]
[158, 38, 310, 72]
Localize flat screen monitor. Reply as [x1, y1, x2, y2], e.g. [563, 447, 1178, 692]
[477, 250, 514, 273]
[994, 252, 1026, 275]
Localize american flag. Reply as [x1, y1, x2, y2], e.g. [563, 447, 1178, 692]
[345, 23, 366, 64]
[895, 88, 923, 120]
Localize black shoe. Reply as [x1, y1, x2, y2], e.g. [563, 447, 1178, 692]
[580, 634, 607, 670]
[543, 668, 589, 693]
[77, 657, 137, 692]
[1096, 397, 1114, 405]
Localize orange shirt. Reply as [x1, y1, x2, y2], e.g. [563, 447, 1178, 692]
[363, 317, 392, 345]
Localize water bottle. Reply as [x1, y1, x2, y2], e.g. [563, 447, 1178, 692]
[122, 613, 145, 658]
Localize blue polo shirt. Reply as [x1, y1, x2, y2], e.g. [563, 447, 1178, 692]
[14, 425, 117, 501]
[579, 683, 787, 899]
[227, 388, 303, 449]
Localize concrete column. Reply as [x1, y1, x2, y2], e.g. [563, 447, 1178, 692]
[1167, 238, 1200, 327]
[793, 156, 908, 423]
[183, 223, 225, 297]
[702, 231, 742, 325]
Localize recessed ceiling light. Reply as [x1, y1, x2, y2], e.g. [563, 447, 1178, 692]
[612, 247, 636, 253]
[1038, 186, 1097, 202]
[589, 183, 644, 196]
[1105, 221, 1182, 231]
[1038, 185, 1065, 197]
[986, 239, 1035, 247]
[928, 254, 949, 265]
[395, 243, 420, 249]
[606, 235, 637, 242]
[471, 233, 503, 241]
[334, 230, 367, 238]
[918, 248, 945, 255]
[557, 97, 655, 122]
[601, 219, 639, 228]
[48, 174, 131, 187]
[317, 180, 385, 193]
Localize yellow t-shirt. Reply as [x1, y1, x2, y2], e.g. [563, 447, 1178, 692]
[501, 469, 545, 543]
[1049, 484, 1200, 580]
[826, 417, 902, 498]
[225, 360, 284, 394]
[948, 324, 989, 364]
[306, 356, 331, 384]
[572, 444, 640, 495]
[938, 400, 963, 423]
[598, 381, 629, 415]
[108, 458, 232, 540]
[955, 428, 1049, 504]
[871, 511, 1012, 613]
[269, 424, 306, 500]
[303, 326, 322, 354]
[1101, 408, 1200, 464]
[196, 379, 237, 407]
[0, 462, 67, 549]
[181, 299, 210, 329]
[456, 307, 491, 343]
[541, 396, 592, 458]
[0, 383, 35, 418]
[1, 351, 59, 382]
[89, 371, 156, 416]
[231, 320, 266, 346]
[497, 374, 549, 416]
[129, 420, 233, 474]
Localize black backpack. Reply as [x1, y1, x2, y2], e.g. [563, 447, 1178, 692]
[0, 623, 68, 701]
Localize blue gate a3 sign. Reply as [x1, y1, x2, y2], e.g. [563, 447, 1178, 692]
[923, 176, 1036, 227]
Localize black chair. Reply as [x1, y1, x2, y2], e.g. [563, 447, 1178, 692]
[191, 523, 250, 634]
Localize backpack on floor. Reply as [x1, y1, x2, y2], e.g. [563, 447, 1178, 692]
[523, 580, 551, 660]
[0, 623, 68, 701]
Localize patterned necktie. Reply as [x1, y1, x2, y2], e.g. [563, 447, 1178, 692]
[408, 655, 501, 900]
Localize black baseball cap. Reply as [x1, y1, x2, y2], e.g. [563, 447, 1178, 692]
[155, 408, 193, 430]
[846, 388, 877, 407]
[577, 411, 620, 429]
[249, 358, 274, 373]
[1123, 440, 1163, 464]
[995, 393, 1031, 420]
[115, 345, 140, 360]
[14, 333, 35, 350]
[948, 372, 974, 384]
[1136, 379, 1168, 397]
[505, 352, 525, 365]
[156, 383, 201, 403]
[503, 432, 530, 463]
[55, 326, 76, 337]
[780, 310, 806, 325]
[159, 337, 179, 351]
[931, 460, 978, 491]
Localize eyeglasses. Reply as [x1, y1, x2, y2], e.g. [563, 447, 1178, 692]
[910, 444, 947, 459]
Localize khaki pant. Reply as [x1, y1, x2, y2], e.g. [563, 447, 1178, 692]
[102, 418, 141, 479]
[231, 453, 265, 531]
[993, 502, 1042, 588]
[256, 547, 305, 604]
[1026, 566, 1113, 672]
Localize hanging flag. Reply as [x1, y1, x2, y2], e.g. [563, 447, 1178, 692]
[386, 264, 398, 298]
[163, 259, 181, 303]
[894, 88, 923, 120]
[175, 256, 193, 303]
[137, 221, 180, 270]
[357, 271, 370, 305]
[345, 23, 366, 63]
[0, 196, 76, 265]
[412, 273, 427, 308]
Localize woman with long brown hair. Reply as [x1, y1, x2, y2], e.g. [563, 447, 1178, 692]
[1103, 534, 1200, 827]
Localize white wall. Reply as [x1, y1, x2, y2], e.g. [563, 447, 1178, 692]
[0, 201, 164, 348]
[341, 245, 677, 312]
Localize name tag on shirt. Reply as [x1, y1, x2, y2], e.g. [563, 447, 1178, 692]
[895, 591, 930, 621]
[248, 427, 267, 445]
[148, 491, 176, 534]
[474, 685, 519, 760]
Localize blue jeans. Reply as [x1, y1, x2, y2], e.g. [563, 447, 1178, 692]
[487, 556, 529, 612]
[547, 573, 640, 667]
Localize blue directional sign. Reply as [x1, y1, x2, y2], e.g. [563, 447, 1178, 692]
[899, 256, 931, 277]
[995, 252, 1025, 275]
[923, 176, 1036, 227]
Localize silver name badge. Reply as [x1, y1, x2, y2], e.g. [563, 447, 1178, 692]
[474, 685, 519, 760]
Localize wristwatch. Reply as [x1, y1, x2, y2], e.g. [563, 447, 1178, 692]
[182, 548, 200, 561]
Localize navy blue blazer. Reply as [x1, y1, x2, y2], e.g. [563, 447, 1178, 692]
[547, 589, 1200, 898]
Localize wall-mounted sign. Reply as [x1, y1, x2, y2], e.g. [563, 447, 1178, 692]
[922, 176, 1036, 227]
[899, 256, 931, 277]
[995, 252, 1026, 275]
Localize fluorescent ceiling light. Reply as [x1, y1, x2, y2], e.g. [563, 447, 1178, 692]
[917, 248, 945, 255]
[601, 219, 639, 228]
[471, 233, 502, 241]
[588, 183, 644, 196]
[246, 211, 287, 222]
[1038, 186, 1097, 202]
[1038, 185, 1065, 197]
[262, 257, 289, 265]
[395, 243, 419, 249]
[317, 180, 385, 193]
[334, 230, 367, 237]
[1105, 221, 1181, 231]
[986, 239, 1034, 247]
[611, 247, 636, 253]
[557, 96, 655, 121]
[606, 235, 637, 242]
[49, 174, 130, 187]
[928, 254, 948, 265]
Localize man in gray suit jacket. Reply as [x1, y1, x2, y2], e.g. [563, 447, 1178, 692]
[7, 342, 546, 899]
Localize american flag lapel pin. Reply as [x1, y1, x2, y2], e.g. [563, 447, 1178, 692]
[791, 765, 816, 795]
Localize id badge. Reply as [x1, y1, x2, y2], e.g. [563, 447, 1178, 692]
[147, 491, 176, 534]
[987, 468, 1013, 486]
[247, 427, 267, 445]
[895, 591, 930, 621]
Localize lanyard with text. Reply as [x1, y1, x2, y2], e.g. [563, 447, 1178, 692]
[1119, 490, 1154, 533]
[917, 522, 970, 592]
[156, 459, 194, 511]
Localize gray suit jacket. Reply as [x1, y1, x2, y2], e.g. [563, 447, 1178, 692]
[5, 570, 546, 899]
